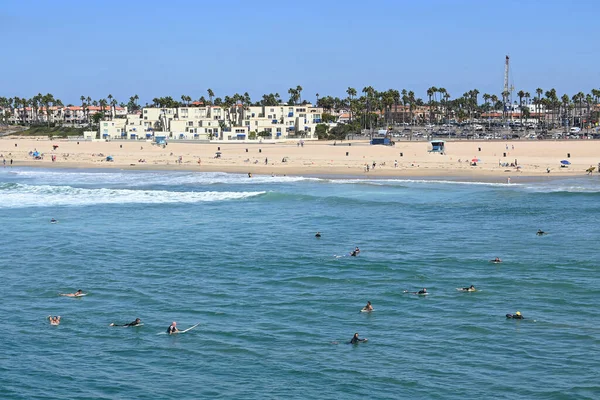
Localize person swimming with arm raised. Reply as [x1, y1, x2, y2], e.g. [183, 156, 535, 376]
[349, 332, 368, 344]
[110, 318, 142, 327]
[350, 247, 360, 257]
[48, 315, 61, 325]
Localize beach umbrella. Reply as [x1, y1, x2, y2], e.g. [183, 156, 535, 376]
[560, 160, 571, 165]
[471, 158, 480, 162]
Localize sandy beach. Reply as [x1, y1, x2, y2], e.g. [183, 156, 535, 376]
[1, 137, 599, 180]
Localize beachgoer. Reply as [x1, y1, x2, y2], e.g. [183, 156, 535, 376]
[546, 167, 550, 173]
[315, 232, 321, 238]
[350, 247, 360, 256]
[248, 172, 252, 178]
[349, 332, 367, 344]
[362, 301, 373, 311]
[394, 160, 398, 168]
[265, 157, 268, 165]
[110, 318, 142, 327]
[167, 322, 179, 334]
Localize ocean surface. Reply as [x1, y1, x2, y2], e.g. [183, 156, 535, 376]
[1, 167, 599, 399]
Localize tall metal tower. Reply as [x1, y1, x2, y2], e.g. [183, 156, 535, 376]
[503, 55, 510, 112]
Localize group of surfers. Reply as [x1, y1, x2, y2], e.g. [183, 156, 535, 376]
[51, 290, 183, 333]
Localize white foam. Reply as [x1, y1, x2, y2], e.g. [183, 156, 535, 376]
[0, 183, 266, 208]
[328, 178, 515, 187]
[5, 169, 316, 187]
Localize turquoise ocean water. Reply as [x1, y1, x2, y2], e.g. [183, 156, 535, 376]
[1, 168, 599, 399]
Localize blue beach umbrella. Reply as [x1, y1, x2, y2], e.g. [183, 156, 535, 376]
[560, 160, 571, 165]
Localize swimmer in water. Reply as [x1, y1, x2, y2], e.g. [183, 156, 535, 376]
[361, 301, 373, 311]
[60, 289, 84, 297]
[492, 257, 502, 263]
[110, 318, 142, 327]
[48, 315, 61, 325]
[349, 332, 367, 344]
[506, 311, 524, 319]
[315, 232, 321, 238]
[350, 247, 360, 256]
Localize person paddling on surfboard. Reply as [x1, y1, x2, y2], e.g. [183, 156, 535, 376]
[536, 229, 546, 236]
[506, 311, 524, 319]
[110, 318, 142, 327]
[459, 285, 476, 292]
[166, 321, 179, 334]
[350, 247, 360, 257]
[315, 232, 321, 238]
[404, 288, 427, 295]
[50, 218, 57, 223]
[60, 289, 84, 297]
[491, 257, 502, 263]
[349, 333, 368, 344]
[361, 301, 373, 312]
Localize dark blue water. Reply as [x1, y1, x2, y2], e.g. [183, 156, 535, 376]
[1, 168, 599, 399]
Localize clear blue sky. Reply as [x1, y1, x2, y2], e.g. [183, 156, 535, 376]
[2, 0, 599, 105]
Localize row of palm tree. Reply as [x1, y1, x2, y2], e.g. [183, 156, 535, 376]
[3, 87, 600, 129]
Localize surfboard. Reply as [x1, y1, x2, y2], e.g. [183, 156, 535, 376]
[179, 323, 200, 333]
[360, 308, 374, 313]
[158, 323, 200, 335]
[489, 260, 502, 264]
[59, 293, 87, 297]
[404, 291, 428, 295]
[456, 288, 477, 292]
[110, 323, 144, 327]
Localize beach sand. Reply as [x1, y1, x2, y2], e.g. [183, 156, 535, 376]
[1, 137, 599, 181]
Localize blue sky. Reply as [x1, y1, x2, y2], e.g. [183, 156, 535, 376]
[2, 0, 599, 105]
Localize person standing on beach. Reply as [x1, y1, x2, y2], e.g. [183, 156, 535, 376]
[265, 157, 268, 165]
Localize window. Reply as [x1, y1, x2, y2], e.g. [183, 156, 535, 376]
[188, 121, 193, 126]
[270, 108, 274, 112]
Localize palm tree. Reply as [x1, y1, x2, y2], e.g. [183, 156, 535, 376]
[207, 89, 214, 105]
[536, 88, 543, 125]
[346, 87, 357, 122]
[517, 90, 525, 124]
[296, 85, 303, 104]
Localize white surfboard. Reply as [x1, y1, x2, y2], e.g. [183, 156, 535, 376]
[360, 308, 374, 313]
[158, 323, 200, 335]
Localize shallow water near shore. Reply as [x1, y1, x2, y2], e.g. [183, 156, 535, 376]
[1, 167, 599, 399]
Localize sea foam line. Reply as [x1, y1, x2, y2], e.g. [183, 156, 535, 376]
[0, 183, 266, 208]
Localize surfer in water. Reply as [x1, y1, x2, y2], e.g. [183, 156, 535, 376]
[506, 311, 524, 319]
[350, 247, 360, 257]
[491, 257, 502, 263]
[404, 288, 427, 295]
[349, 333, 367, 344]
[50, 218, 57, 223]
[48, 316, 61, 325]
[315, 232, 321, 238]
[536, 229, 546, 236]
[60, 289, 83, 297]
[459, 285, 476, 292]
[362, 301, 373, 311]
[110, 318, 142, 327]
[166, 321, 179, 334]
